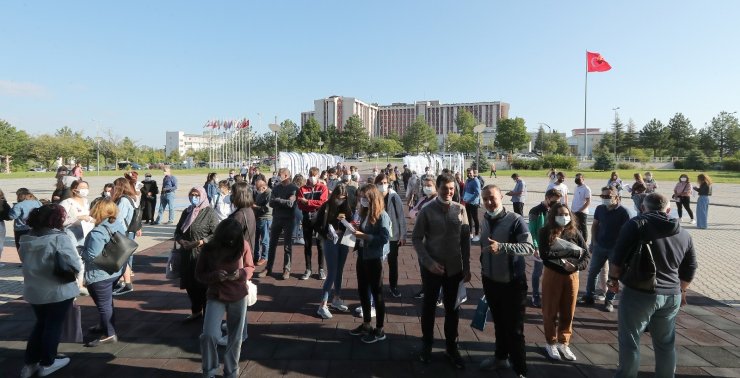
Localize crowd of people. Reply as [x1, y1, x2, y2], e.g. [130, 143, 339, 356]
[0, 162, 710, 377]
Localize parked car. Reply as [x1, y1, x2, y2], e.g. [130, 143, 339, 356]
[393, 152, 409, 158]
[28, 167, 47, 172]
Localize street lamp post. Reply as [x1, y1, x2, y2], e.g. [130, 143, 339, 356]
[96, 137, 101, 176]
[268, 119, 280, 174]
[473, 124, 486, 170]
[612, 107, 620, 160]
[538, 122, 552, 155]
[318, 139, 324, 152]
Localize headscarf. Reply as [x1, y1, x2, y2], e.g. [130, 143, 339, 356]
[181, 186, 210, 232]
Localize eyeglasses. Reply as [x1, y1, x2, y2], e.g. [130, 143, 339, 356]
[599, 195, 614, 199]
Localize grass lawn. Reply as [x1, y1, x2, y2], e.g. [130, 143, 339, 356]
[489, 169, 740, 184]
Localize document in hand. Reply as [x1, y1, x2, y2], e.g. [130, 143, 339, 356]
[455, 281, 468, 309]
[339, 218, 356, 233]
[340, 232, 356, 248]
[327, 224, 339, 244]
[551, 237, 584, 267]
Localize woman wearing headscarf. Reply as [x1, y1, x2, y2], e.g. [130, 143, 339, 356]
[175, 186, 219, 320]
[140, 173, 159, 224]
[18, 204, 81, 378]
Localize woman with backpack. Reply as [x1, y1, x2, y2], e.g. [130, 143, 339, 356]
[110, 177, 140, 296]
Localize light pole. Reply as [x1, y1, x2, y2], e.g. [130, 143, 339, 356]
[612, 107, 620, 159]
[95, 137, 101, 175]
[473, 123, 486, 170]
[268, 118, 280, 174]
[538, 122, 552, 155]
[318, 139, 324, 152]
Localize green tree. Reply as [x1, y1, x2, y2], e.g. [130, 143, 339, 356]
[708, 111, 740, 161]
[297, 117, 322, 151]
[455, 108, 477, 136]
[369, 138, 403, 158]
[168, 149, 182, 163]
[447, 134, 477, 153]
[549, 132, 570, 155]
[592, 145, 615, 170]
[611, 114, 624, 155]
[598, 132, 615, 151]
[623, 118, 638, 155]
[533, 126, 547, 154]
[321, 124, 340, 153]
[278, 119, 299, 151]
[402, 116, 437, 153]
[697, 127, 717, 158]
[639, 119, 667, 158]
[667, 113, 696, 157]
[0, 119, 32, 172]
[340, 115, 370, 155]
[495, 117, 529, 153]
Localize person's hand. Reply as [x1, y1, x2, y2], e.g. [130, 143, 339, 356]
[216, 270, 229, 281]
[488, 238, 500, 254]
[681, 291, 688, 307]
[533, 249, 540, 259]
[463, 270, 471, 283]
[337, 214, 346, 221]
[607, 278, 620, 294]
[505, 191, 512, 196]
[353, 230, 368, 240]
[428, 261, 445, 276]
[398, 239, 406, 246]
[563, 261, 577, 272]
[136, 229, 143, 238]
[228, 270, 241, 281]
[289, 195, 296, 202]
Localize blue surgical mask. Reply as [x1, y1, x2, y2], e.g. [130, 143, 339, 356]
[487, 207, 503, 218]
[190, 197, 200, 206]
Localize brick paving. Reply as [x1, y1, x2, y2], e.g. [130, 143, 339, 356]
[1, 171, 739, 377]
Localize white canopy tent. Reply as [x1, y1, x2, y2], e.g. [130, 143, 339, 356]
[403, 153, 465, 175]
[277, 152, 343, 177]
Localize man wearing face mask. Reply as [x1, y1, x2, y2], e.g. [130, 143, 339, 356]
[326, 167, 340, 192]
[406, 171, 420, 208]
[571, 173, 592, 241]
[546, 172, 569, 205]
[579, 186, 630, 312]
[478, 185, 535, 376]
[373, 173, 407, 297]
[257, 168, 298, 279]
[412, 174, 471, 368]
[252, 179, 272, 266]
[527, 189, 562, 308]
[296, 167, 329, 280]
[251, 168, 266, 187]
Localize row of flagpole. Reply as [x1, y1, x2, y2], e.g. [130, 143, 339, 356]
[204, 119, 251, 169]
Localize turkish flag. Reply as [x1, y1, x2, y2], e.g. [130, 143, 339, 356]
[586, 51, 611, 72]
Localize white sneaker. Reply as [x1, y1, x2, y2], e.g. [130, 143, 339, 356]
[20, 363, 39, 378]
[355, 306, 376, 318]
[472, 235, 480, 242]
[557, 343, 576, 361]
[544, 344, 561, 360]
[330, 298, 349, 312]
[38, 357, 70, 377]
[317, 305, 333, 319]
[690, 219, 696, 225]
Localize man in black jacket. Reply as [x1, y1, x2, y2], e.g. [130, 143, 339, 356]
[257, 168, 298, 280]
[609, 193, 697, 378]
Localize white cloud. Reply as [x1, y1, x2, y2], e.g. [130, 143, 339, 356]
[0, 80, 50, 97]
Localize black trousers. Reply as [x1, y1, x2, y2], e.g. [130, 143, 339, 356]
[483, 276, 528, 376]
[676, 196, 694, 220]
[421, 268, 463, 348]
[465, 203, 480, 235]
[512, 202, 524, 216]
[88, 276, 118, 337]
[266, 217, 295, 272]
[14, 229, 30, 250]
[357, 255, 385, 328]
[574, 212, 588, 242]
[387, 241, 400, 289]
[302, 213, 324, 272]
[25, 298, 73, 366]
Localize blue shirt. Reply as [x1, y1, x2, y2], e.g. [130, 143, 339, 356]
[511, 179, 526, 203]
[593, 204, 630, 248]
[8, 199, 42, 231]
[463, 177, 481, 205]
[162, 175, 178, 193]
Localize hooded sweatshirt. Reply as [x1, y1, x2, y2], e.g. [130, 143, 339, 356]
[612, 211, 697, 295]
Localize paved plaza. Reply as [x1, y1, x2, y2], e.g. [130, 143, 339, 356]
[0, 170, 739, 377]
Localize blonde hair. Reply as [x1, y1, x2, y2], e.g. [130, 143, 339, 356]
[697, 173, 712, 186]
[90, 198, 119, 225]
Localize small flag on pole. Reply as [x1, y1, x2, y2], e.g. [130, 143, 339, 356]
[586, 51, 611, 72]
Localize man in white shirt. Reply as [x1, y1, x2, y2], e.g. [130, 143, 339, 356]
[546, 172, 569, 205]
[571, 173, 592, 241]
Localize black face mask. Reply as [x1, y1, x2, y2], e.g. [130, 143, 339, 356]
[575, 179, 582, 185]
[548, 200, 559, 207]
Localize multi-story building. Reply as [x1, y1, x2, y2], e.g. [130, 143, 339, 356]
[305, 96, 378, 136]
[166, 131, 226, 156]
[567, 128, 605, 157]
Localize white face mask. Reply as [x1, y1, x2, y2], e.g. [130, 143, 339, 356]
[436, 196, 451, 205]
[78, 189, 89, 197]
[602, 198, 612, 206]
[680, 177, 687, 182]
[423, 186, 434, 195]
[486, 207, 503, 218]
[360, 198, 369, 208]
[343, 175, 351, 181]
[555, 215, 571, 226]
[377, 184, 388, 193]
[335, 199, 345, 206]
[103, 192, 111, 198]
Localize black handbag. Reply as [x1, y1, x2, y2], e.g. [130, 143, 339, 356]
[619, 222, 657, 293]
[53, 251, 79, 283]
[93, 227, 139, 274]
[120, 196, 143, 233]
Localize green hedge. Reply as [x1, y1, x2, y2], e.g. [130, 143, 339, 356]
[511, 155, 577, 170]
[511, 158, 544, 170]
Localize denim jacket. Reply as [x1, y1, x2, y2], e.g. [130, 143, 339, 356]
[359, 211, 391, 260]
[82, 221, 126, 284]
[9, 199, 42, 231]
[19, 229, 82, 304]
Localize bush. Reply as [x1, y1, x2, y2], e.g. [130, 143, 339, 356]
[511, 158, 543, 170]
[722, 158, 740, 171]
[592, 154, 615, 171]
[616, 162, 636, 170]
[677, 150, 708, 170]
[541, 155, 578, 170]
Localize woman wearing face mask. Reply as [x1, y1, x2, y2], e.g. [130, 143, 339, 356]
[59, 180, 94, 293]
[314, 184, 353, 319]
[373, 173, 407, 298]
[140, 174, 159, 224]
[673, 174, 694, 224]
[606, 172, 623, 196]
[110, 178, 140, 296]
[175, 187, 218, 321]
[643, 171, 658, 193]
[538, 203, 589, 362]
[90, 183, 114, 212]
[693, 174, 712, 229]
[409, 177, 437, 219]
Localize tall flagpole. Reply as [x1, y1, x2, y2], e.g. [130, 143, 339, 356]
[583, 51, 589, 160]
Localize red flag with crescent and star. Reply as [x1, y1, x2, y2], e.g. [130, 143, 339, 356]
[586, 51, 611, 72]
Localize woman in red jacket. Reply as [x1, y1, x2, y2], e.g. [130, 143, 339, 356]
[196, 218, 254, 378]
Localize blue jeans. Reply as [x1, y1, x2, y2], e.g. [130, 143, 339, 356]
[156, 192, 176, 223]
[531, 259, 543, 297]
[696, 195, 709, 229]
[616, 286, 681, 378]
[255, 219, 271, 261]
[25, 298, 73, 366]
[88, 275, 119, 337]
[321, 240, 349, 302]
[293, 207, 303, 240]
[585, 245, 616, 301]
[201, 297, 247, 378]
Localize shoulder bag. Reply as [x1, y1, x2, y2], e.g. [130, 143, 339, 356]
[120, 196, 143, 233]
[619, 221, 657, 293]
[93, 227, 139, 274]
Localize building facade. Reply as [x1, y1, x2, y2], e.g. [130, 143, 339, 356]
[566, 128, 605, 157]
[307, 96, 378, 136]
[166, 131, 225, 156]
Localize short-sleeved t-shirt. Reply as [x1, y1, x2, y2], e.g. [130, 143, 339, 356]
[593, 204, 630, 248]
[511, 179, 526, 203]
[546, 182, 569, 204]
[571, 184, 592, 214]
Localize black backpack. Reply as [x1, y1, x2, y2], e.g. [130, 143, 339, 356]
[119, 196, 143, 233]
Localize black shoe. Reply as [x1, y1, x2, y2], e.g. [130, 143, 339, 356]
[88, 325, 104, 334]
[419, 344, 432, 363]
[413, 290, 424, 299]
[152, 221, 160, 225]
[445, 347, 466, 370]
[390, 287, 401, 298]
[578, 295, 595, 305]
[85, 335, 118, 347]
[349, 323, 373, 336]
[112, 284, 133, 296]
